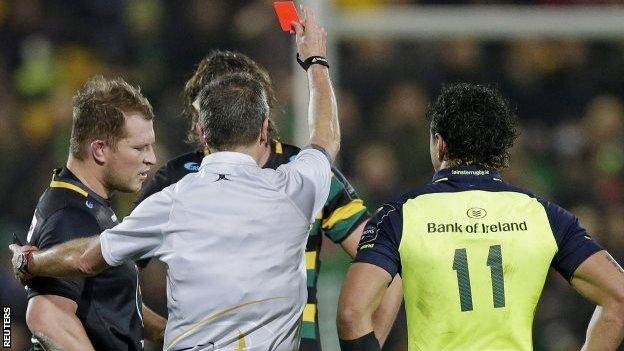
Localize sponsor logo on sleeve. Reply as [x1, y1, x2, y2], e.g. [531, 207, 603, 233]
[184, 162, 200, 172]
[358, 226, 377, 250]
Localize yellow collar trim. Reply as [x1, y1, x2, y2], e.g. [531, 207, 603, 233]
[50, 180, 88, 197]
[274, 140, 283, 154]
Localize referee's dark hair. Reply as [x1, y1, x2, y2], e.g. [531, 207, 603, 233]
[427, 83, 518, 169]
[197, 73, 269, 151]
[70, 75, 153, 160]
[183, 50, 278, 144]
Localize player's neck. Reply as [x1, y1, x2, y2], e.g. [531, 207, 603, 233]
[66, 156, 110, 199]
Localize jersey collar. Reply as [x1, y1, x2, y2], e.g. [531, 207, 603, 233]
[432, 164, 502, 183]
[262, 139, 282, 169]
[200, 151, 258, 168]
[51, 167, 112, 206]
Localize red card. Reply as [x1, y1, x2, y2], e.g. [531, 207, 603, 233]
[273, 1, 300, 32]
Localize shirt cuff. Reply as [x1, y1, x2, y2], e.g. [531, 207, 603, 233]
[302, 144, 332, 163]
[99, 231, 122, 267]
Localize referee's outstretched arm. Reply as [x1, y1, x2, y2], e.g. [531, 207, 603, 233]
[292, 5, 340, 162]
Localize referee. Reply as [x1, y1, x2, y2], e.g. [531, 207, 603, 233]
[337, 83, 624, 350]
[16, 76, 166, 350]
[134, 50, 402, 350]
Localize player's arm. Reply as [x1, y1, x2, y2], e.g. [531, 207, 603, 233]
[11, 236, 109, 279]
[11, 188, 173, 281]
[18, 209, 101, 350]
[338, 263, 391, 351]
[339, 221, 403, 346]
[292, 5, 339, 161]
[544, 200, 624, 350]
[337, 204, 403, 350]
[571, 251, 624, 350]
[26, 295, 95, 351]
[142, 303, 166, 343]
[326, 169, 403, 346]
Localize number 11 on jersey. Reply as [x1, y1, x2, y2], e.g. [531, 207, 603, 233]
[452, 245, 506, 312]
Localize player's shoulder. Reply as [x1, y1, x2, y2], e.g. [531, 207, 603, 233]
[36, 184, 93, 218]
[155, 149, 204, 184]
[279, 141, 301, 159]
[264, 140, 301, 169]
[161, 149, 205, 173]
[45, 206, 98, 228]
[395, 181, 456, 205]
[31, 205, 100, 247]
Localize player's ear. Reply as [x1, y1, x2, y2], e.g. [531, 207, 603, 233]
[434, 133, 448, 162]
[259, 117, 270, 146]
[194, 123, 203, 143]
[90, 139, 107, 164]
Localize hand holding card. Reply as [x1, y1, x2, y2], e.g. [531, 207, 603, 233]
[291, 5, 327, 61]
[273, 1, 301, 33]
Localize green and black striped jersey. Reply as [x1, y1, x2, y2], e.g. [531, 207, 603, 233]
[134, 140, 369, 351]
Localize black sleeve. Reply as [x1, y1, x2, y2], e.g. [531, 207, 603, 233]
[27, 208, 101, 302]
[541, 200, 603, 281]
[133, 164, 174, 208]
[353, 203, 403, 277]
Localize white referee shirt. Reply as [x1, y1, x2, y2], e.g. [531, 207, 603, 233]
[99, 148, 331, 351]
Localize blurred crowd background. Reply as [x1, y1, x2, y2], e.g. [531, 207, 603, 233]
[1, 1, 623, 350]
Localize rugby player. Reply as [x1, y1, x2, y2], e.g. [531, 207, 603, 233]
[16, 76, 166, 350]
[337, 83, 624, 350]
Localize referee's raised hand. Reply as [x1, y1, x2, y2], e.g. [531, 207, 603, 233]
[292, 5, 327, 62]
[291, 5, 339, 162]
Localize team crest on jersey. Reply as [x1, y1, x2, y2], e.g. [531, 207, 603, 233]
[85, 200, 94, 209]
[184, 162, 200, 171]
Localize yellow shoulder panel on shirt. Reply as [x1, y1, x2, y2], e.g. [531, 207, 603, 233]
[49, 180, 88, 197]
[398, 190, 557, 351]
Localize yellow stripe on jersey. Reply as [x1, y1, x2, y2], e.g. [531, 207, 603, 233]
[303, 304, 316, 322]
[322, 200, 365, 229]
[50, 180, 88, 197]
[306, 251, 317, 270]
[274, 140, 283, 154]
